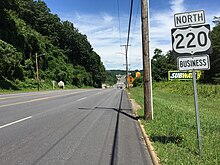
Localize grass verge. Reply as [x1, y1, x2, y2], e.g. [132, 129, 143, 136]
[0, 78, 93, 94]
[129, 82, 220, 165]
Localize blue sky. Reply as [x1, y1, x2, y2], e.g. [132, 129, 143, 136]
[43, 0, 220, 70]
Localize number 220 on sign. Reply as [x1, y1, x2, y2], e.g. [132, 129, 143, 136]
[171, 24, 212, 55]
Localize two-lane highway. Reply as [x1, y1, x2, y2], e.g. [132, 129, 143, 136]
[0, 89, 152, 165]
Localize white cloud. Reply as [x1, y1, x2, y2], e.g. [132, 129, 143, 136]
[170, 0, 185, 14]
[103, 14, 113, 23]
[149, 0, 186, 57]
[58, 11, 155, 70]
[57, 0, 220, 70]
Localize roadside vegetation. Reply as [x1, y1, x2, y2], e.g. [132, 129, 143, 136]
[0, 0, 106, 90]
[129, 16, 220, 165]
[0, 77, 94, 94]
[129, 81, 220, 165]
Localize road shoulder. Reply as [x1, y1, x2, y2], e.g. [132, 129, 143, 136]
[129, 98, 161, 165]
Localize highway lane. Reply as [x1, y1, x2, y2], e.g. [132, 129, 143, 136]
[0, 89, 96, 107]
[0, 89, 101, 126]
[0, 88, 152, 165]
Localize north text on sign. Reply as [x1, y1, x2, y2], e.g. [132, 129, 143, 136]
[174, 10, 205, 27]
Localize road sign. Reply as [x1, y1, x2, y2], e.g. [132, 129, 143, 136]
[171, 24, 212, 56]
[177, 55, 210, 71]
[127, 76, 134, 85]
[136, 72, 141, 78]
[171, 10, 209, 159]
[174, 10, 205, 27]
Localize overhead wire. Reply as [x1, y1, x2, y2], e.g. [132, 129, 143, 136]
[125, 0, 134, 56]
[117, 0, 122, 47]
[130, 0, 140, 45]
[116, 0, 134, 70]
[129, 0, 141, 70]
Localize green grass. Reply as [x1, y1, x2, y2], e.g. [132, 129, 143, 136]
[0, 78, 93, 94]
[129, 81, 220, 165]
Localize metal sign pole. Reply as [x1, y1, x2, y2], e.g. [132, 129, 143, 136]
[192, 69, 202, 158]
[172, 9, 211, 159]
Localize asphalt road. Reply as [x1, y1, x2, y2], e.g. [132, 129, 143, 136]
[0, 88, 152, 165]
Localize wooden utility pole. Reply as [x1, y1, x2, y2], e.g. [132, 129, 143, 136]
[35, 53, 45, 91]
[141, 0, 152, 120]
[35, 53, 39, 91]
[120, 44, 131, 89]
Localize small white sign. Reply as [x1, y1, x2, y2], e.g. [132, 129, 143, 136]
[174, 10, 205, 27]
[177, 55, 210, 71]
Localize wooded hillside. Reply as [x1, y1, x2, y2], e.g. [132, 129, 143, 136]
[0, 0, 106, 88]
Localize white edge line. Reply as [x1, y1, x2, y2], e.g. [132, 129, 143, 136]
[77, 97, 87, 102]
[0, 116, 32, 129]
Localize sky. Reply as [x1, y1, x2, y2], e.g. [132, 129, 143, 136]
[43, 0, 220, 70]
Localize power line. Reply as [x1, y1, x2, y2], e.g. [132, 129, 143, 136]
[125, 0, 134, 56]
[129, 0, 141, 71]
[124, 0, 134, 89]
[130, 0, 140, 45]
[117, 0, 122, 46]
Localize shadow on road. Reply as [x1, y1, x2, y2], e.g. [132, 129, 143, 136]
[78, 90, 137, 164]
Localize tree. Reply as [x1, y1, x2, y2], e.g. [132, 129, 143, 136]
[203, 17, 220, 83]
[0, 40, 23, 80]
[151, 48, 176, 81]
[0, 0, 106, 89]
[213, 16, 220, 25]
[151, 49, 176, 81]
[105, 71, 117, 86]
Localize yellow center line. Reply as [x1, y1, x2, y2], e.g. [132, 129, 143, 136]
[0, 91, 51, 100]
[0, 91, 84, 108]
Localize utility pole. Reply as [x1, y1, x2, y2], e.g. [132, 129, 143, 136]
[120, 44, 130, 89]
[141, 0, 152, 120]
[35, 52, 39, 91]
[35, 53, 45, 91]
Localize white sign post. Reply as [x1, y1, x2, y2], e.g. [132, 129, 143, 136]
[171, 10, 212, 159]
[192, 68, 202, 158]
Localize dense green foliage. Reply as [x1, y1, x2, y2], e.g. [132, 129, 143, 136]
[151, 49, 176, 81]
[133, 76, 143, 87]
[130, 82, 220, 165]
[107, 70, 126, 76]
[0, 40, 23, 80]
[105, 70, 117, 86]
[0, 0, 106, 89]
[204, 17, 220, 83]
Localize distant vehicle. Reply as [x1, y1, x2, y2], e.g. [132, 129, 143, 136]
[117, 83, 123, 89]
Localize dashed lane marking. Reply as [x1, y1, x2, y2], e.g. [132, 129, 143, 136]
[0, 116, 32, 129]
